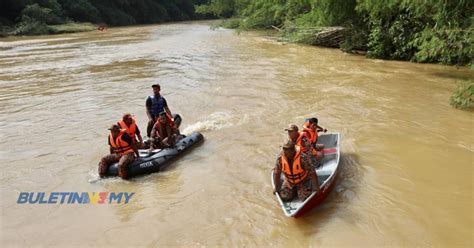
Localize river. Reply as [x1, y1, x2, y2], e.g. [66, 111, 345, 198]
[0, 21, 473, 247]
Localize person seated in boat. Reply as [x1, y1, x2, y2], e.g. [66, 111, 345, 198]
[149, 112, 177, 149]
[146, 83, 173, 137]
[302, 117, 327, 143]
[98, 124, 139, 179]
[117, 113, 144, 148]
[273, 141, 320, 202]
[301, 117, 326, 162]
[286, 124, 312, 158]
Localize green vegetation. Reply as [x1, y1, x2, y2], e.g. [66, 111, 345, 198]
[4, 0, 471, 66]
[0, 0, 209, 36]
[219, 18, 242, 29]
[357, 0, 473, 65]
[450, 79, 474, 109]
[48, 22, 96, 34]
[195, 0, 473, 109]
[196, 0, 473, 66]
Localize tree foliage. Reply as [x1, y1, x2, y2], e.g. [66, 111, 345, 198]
[450, 79, 474, 109]
[196, 0, 473, 66]
[59, 0, 100, 23]
[0, 0, 209, 35]
[356, 0, 473, 65]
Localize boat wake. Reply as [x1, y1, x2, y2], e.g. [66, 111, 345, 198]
[182, 111, 237, 134]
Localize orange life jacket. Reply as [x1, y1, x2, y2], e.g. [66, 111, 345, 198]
[118, 118, 137, 141]
[153, 116, 175, 139]
[109, 130, 134, 155]
[302, 121, 318, 144]
[295, 133, 307, 153]
[154, 119, 175, 131]
[155, 114, 175, 128]
[281, 146, 308, 185]
[297, 130, 319, 157]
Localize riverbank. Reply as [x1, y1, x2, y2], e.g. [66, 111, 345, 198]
[0, 0, 207, 38]
[48, 22, 97, 34]
[0, 22, 97, 37]
[198, 1, 473, 66]
[215, 19, 473, 110]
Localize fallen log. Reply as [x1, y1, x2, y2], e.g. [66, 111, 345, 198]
[310, 26, 346, 48]
[280, 26, 367, 53]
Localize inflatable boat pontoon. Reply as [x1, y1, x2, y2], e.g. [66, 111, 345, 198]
[105, 114, 204, 178]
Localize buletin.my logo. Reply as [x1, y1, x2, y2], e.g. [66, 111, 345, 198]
[17, 192, 134, 204]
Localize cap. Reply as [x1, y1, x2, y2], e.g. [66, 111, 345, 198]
[108, 124, 121, 131]
[152, 84, 160, 88]
[282, 140, 295, 149]
[285, 124, 299, 132]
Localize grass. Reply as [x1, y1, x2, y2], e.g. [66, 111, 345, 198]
[220, 18, 242, 29]
[48, 22, 96, 34]
[450, 79, 474, 109]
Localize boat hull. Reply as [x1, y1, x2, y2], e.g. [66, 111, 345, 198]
[293, 169, 339, 218]
[272, 133, 341, 217]
[105, 132, 203, 178]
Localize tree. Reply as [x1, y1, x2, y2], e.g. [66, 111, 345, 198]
[59, 0, 100, 23]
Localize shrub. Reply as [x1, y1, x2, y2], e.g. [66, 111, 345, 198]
[59, 0, 100, 23]
[19, 3, 56, 24]
[450, 79, 474, 109]
[195, 0, 236, 18]
[15, 18, 50, 35]
[220, 18, 242, 29]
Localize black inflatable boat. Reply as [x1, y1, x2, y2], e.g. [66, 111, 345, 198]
[105, 114, 204, 178]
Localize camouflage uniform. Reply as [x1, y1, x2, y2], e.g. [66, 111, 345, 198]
[313, 143, 325, 168]
[98, 153, 135, 179]
[296, 135, 317, 169]
[297, 135, 312, 156]
[274, 153, 316, 202]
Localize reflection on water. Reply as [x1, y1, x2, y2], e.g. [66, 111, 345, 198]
[0, 21, 473, 247]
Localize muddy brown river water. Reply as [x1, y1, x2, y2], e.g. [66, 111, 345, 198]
[0, 21, 473, 247]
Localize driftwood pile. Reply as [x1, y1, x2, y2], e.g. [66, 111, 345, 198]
[273, 26, 345, 47]
[284, 26, 346, 48]
[272, 25, 367, 54]
[310, 26, 346, 48]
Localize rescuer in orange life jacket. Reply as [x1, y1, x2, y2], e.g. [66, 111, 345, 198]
[301, 117, 327, 166]
[149, 111, 177, 150]
[117, 113, 144, 148]
[301, 117, 327, 144]
[98, 124, 140, 179]
[273, 140, 320, 202]
[286, 124, 312, 158]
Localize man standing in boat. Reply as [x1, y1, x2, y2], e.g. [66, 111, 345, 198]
[273, 141, 319, 202]
[146, 84, 173, 137]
